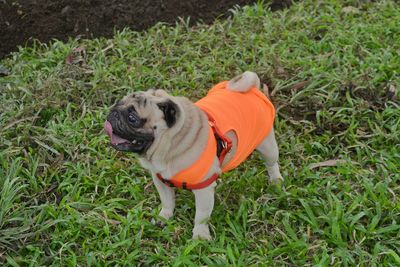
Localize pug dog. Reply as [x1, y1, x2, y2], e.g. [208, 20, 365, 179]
[104, 71, 283, 240]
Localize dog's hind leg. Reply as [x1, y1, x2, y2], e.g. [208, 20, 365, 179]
[256, 128, 283, 184]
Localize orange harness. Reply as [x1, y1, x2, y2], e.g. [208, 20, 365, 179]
[156, 81, 275, 190]
[156, 117, 232, 190]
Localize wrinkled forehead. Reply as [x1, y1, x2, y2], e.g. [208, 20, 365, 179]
[117, 89, 169, 108]
[121, 89, 170, 105]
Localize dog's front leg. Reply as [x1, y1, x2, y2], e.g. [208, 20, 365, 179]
[192, 182, 216, 240]
[152, 173, 175, 221]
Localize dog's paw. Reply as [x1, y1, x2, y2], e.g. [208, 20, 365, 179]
[267, 164, 284, 187]
[151, 208, 174, 227]
[192, 224, 212, 240]
[268, 176, 285, 194]
[269, 175, 284, 186]
[159, 208, 174, 220]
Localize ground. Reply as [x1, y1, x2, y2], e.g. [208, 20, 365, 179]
[0, 0, 399, 266]
[0, 0, 293, 58]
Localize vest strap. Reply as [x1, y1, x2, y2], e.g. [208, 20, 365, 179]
[156, 172, 219, 190]
[155, 115, 232, 190]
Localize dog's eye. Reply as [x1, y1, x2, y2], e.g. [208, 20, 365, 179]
[128, 114, 141, 127]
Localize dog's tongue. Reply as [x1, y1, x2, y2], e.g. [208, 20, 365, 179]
[104, 121, 130, 145]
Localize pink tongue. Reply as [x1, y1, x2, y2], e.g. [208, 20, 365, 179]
[104, 121, 130, 145]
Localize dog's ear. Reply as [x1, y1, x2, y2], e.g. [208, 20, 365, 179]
[157, 100, 179, 127]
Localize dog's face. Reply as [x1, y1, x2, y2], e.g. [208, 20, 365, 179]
[104, 89, 180, 155]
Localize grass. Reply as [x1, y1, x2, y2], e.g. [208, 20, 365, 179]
[0, 0, 399, 265]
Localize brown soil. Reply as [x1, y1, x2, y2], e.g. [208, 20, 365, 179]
[0, 0, 293, 59]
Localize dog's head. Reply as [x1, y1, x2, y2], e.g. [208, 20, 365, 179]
[104, 89, 180, 155]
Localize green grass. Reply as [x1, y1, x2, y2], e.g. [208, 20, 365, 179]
[1, 0, 400, 265]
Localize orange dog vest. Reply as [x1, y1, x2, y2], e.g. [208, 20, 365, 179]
[156, 81, 275, 190]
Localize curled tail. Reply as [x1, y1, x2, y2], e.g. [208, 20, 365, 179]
[227, 71, 261, 93]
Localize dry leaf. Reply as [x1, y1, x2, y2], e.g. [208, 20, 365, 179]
[342, 6, 360, 14]
[65, 54, 74, 65]
[263, 83, 271, 98]
[387, 84, 397, 101]
[309, 159, 346, 170]
[65, 45, 86, 65]
[102, 41, 114, 53]
[276, 66, 286, 75]
[291, 81, 310, 92]
[3, 116, 38, 131]
[105, 218, 121, 225]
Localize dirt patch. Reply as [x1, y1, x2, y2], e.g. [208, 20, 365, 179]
[0, 0, 293, 59]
